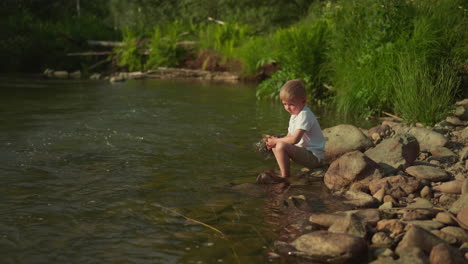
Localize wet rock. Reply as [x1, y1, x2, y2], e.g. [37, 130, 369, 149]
[395, 225, 446, 255]
[322, 124, 374, 164]
[372, 232, 394, 247]
[405, 165, 450, 182]
[457, 207, 468, 229]
[290, 231, 367, 263]
[394, 126, 448, 151]
[377, 219, 406, 237]
[365, 134, 420, 174]
[403, 220, 444, 231]
[429, 243, 466, 264]
[369, 175, 422, 199]
[420, 186, 433, 199]
[324, 151, 382, 192]
[309, 213, 346, 228]
[407, 198, 434, 209]
[449, 194, 468, 214]
[434, 212, 458, 226]
[342, 190, 379, 208]
[440, 226, 468, 243]
[431, 230, 458, 244]
[402, 209, 437, 221]
[328, 213, 367, 238]
[433, 180, 463, 194]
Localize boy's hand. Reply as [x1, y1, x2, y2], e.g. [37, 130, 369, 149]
[265, 136, 277, 149]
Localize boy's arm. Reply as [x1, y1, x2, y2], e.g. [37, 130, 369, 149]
[266, 129, 305, 148]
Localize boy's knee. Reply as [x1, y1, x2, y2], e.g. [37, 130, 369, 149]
[275, 141, 289, 151]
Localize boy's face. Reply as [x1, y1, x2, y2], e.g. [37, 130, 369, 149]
[281, 97, 306, 115]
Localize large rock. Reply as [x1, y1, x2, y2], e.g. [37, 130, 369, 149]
[324, 151, 382, 192]
[369, 175, 422, 199]
[405, 165, 450, 182]
[365, 134, 419, 174]
[328, 213, 367, 238]
[394, 126, 447, 151]
[323, 124, 374, 164]
[395, 225, 446, 255]
[291, 231, 368, 262]
[342, 190, 379, 208]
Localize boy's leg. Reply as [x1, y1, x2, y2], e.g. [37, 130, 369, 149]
[272, 141, 293, 178]
[272, 142, 320, 178]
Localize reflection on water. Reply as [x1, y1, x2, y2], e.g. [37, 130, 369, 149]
[0, 77, 375, 263]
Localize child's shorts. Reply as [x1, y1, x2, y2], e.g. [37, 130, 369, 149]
[290, 145, 321, 169]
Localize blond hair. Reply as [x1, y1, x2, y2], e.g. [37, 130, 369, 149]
[279, 79, 306, 101]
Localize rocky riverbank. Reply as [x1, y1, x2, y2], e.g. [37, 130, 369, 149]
[257, 99, 468, 263]
[42, 67, 241, 83]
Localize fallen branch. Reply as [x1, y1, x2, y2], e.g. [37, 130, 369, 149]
[382, 111, 403, 122]
[67, 51, 114, 56]
[208, 17, 225, 25]
[87, 40, 123, 47]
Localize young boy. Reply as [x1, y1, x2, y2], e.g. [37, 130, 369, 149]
[257, 80, 325, 183]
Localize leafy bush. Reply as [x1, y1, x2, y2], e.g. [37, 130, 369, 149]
[114, 29, 144, 71]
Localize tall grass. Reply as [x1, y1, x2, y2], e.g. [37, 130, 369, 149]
[325, 0, 466, 123]
[198, 22, 251, 60]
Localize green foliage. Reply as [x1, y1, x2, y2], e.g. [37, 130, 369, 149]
[145, 22, 189, 69]
[198, 22, 251, 59]
[255, 21, 330, 101]
[114, 29, 144, 71]
[324, 0, 466, 122]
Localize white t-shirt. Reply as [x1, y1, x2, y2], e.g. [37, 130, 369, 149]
[288, 105, 325, 161]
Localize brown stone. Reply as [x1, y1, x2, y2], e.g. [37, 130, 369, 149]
[369, 175, 422, 199]
[429, 243, 466, 264]
[377, 219, 406, 237]
[324, 151, 382, 191]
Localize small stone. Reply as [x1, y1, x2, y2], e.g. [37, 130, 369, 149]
[430, 160, 441, 165]
[441, 226, 468, 243]
[403, 220, 445, 231]
[433, 180, 463, 194]
[420, 186, 433, 199]
[383, 195, 397, 204]
[406, 165, 450, 182]
[434, 212, 458, 226]
[446, 116, 464, 126]
[379, 201, 393, 209]
[377, 219, 405, 237]
[462, 179, 468, 195]
[373, 188, 385, 202]
[371, 232, 394, 247]
[431, 230, 458, 244]
[407, 198, 434, 209]
[457, 207, 468, 228]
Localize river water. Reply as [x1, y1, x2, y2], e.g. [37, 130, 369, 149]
[0, 77, 375, 263]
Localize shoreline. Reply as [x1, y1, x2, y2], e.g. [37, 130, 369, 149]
[256, 99, 468, 263]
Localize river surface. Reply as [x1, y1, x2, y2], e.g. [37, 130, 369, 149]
[0, 77, 375, 263]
